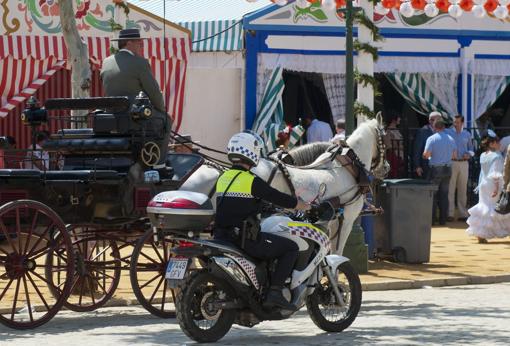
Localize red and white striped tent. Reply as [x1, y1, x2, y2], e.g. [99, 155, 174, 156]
[0, 2, 191, 150]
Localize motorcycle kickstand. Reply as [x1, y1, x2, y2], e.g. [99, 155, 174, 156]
[322, 262, 346, 308]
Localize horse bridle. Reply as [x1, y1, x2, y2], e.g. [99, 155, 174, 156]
[370, 125, 388, 177]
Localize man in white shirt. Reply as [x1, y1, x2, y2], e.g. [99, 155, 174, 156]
[24, 132, 49, 171]
[304, 116, 333, 143]
[330, 119, 346, 144]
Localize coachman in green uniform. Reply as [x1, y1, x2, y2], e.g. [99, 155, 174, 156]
[101, 28, 171, 174]
[215, 132, 310, 310]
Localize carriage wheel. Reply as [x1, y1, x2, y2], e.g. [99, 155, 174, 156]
[0, 200, 74, 329]
[130, 228, 176, 318]
[46, 227, 121, 312]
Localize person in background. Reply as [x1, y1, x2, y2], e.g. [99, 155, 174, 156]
[383, 111, 404, 178]
[304, 115, 333, 143]
[24, 132, 49, 171]
[276, 125, 292, 149]
[170, 134, 197, 154]
[504, 143, 510, 193]
[466, 131, 510, 243]
[0, 137, 5, 169]
[446, 115, 473, 222]
[2, 136, 23, 169]
[499, 132, 510, 157]
[330, 119, 346, 144]
[423, 119, 457, 225]
[413, 111, 442, 179]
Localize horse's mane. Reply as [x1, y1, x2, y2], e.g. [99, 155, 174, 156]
[286, 142, 331, 166]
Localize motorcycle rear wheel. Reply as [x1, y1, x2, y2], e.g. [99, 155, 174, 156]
[306, 261, 362, 332]
[176, 270, 236, 343]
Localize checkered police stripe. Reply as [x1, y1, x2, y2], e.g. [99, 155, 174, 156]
[290, 225, 330, 251]
[227, 145, 258, 162]
[227, 255, 260, 290]
[217, 192, 253, 198]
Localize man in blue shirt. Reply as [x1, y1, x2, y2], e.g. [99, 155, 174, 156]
[446, 115, 473, 222]
[413, 111, 442, 179]
[423, 119, 457, 225]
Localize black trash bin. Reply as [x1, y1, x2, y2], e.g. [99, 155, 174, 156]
[374, 179, 438, 263]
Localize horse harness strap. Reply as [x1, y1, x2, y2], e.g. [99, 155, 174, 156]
[335, 146, 371, 195]
[268, 157, 296, 197]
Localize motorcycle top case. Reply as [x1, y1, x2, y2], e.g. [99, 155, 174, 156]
[147, 190, 214, 235]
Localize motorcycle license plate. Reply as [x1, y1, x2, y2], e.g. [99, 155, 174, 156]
[165, 258, 189, 280]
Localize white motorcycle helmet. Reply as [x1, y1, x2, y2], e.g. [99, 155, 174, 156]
[227, 132, 263, 166]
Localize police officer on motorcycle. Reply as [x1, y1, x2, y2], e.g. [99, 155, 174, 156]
[214, 132, 310, 310]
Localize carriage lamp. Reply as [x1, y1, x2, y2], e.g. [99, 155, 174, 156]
[21, 96, 48, 126]
[131, 91, 153, 120]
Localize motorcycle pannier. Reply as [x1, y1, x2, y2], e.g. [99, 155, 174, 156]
[147, 191, 214, 236]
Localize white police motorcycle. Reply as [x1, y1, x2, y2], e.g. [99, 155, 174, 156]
[146, 186, 362, 343]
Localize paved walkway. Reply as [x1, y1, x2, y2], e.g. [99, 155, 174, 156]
[3, 283, 510, 345]
[360, 221, 510, 290]
[107, 221, 510, 303]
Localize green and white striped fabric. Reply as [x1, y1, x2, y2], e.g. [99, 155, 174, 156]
[178, 20, 243, 52]
[252, 67, 304, 152]
[386, 73, 446, 116]
[253, 67, 285, 136]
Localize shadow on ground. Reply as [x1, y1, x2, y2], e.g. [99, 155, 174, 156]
[1, 298, 508, 345]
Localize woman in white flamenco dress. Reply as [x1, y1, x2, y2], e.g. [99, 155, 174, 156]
[466, 134, 510, 243]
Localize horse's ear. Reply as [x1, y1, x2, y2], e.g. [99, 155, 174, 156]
[376, 112, 383, 126]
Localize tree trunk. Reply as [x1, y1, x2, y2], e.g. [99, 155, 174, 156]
[58, 0, 91, 128]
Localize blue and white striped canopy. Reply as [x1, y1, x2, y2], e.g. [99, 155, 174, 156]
[128, 0, 272, 52]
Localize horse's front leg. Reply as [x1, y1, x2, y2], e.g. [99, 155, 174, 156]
[330, 197, 364, 255]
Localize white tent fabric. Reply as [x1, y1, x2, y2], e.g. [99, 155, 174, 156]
[259, 53, 347, 74]
[471, 59, 510, 76]
[376, 56, 460, 73]
[421, 72, 459, 117]
[259, 53, 461, 74]
[322, 73, 346, 123]
[473, 75, 510, 120]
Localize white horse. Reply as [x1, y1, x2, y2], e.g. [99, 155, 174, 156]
[252, 116, 388, 254]
[179, 115, 388, 254]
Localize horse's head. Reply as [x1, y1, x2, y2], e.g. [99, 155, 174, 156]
[347, 114, 390, 181]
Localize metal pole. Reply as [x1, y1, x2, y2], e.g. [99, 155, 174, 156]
[344, 0, 355, 136]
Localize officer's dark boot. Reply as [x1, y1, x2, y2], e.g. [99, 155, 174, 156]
[263, 286, 295, 310]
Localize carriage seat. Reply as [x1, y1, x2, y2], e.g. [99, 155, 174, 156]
[43, 137, 131, 153]
[42, 170, 120, 181]
[0, 169, 41, 178]
[54, 128, 95, 137]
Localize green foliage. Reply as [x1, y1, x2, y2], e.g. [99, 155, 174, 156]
[354, 40, 379, 61]
[354, 101, 376, 119]
[108, 18, 123, 32]
[354, 69, 380, 90]
[113, 1, 130, 16]
[355, 11, 384, 42]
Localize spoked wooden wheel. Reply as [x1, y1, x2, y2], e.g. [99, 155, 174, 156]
[0, 200, 74, 329]
[130, 228, 176, 318]
[46, 226, 121, 312]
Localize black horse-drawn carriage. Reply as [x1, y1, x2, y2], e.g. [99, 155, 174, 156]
[0, 96, 204, 329]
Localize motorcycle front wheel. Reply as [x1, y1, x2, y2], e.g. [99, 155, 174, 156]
[306, 261, 362, 332]
[176, 270, 236, 343]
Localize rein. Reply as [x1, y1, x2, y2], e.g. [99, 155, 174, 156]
[266, 156, 296, 197]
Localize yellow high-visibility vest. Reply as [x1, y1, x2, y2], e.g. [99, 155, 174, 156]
[216, 169, 254, 197]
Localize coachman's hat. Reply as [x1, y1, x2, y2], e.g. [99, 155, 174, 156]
[111, 28, 145, 41]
